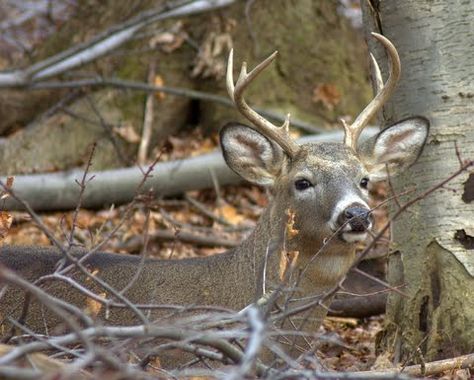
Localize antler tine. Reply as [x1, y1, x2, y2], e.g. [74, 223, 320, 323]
[226, 49, 299, 158]
[369, 53, 384, 94]
[226, 49, 236, 102]
[343, 33, 401, 151]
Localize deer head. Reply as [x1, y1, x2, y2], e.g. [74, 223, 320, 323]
[220, 33, 429, 249]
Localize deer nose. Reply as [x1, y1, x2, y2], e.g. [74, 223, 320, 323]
[338, 206, 372, 232]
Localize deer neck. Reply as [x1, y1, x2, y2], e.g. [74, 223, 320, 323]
[237, 199, 357, 300]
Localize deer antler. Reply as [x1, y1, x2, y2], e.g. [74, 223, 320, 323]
[342, 33, 401, 151]
[226, 49, 299, 158]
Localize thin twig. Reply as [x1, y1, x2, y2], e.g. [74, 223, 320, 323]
[84, 94, 129, 165]
[138, 62, 156, 165]
[185, 194, 233, 227]
[29, 77, 324, 133]
[67, 142, 97, 252]
[118, 228, 239, 251]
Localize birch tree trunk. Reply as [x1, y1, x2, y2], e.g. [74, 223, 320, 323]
[362, 1, 474, 362]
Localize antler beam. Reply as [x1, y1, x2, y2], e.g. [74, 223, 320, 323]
[226, 50, 299, 158]
[343, 33, 401, 151]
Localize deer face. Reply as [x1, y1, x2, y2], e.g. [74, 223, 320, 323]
[284, 142, 373, 244]
[222, 33, 429, 247]
[220, 118, 428, 245]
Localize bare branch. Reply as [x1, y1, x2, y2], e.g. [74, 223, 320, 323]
[0, 0, 237, 87]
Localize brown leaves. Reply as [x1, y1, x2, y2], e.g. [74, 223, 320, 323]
[85, 293, 105, 317]
[0, 212, 12, 241]
[286, 208, 299, 239]
[319, 316, 384, 372]
[153, 75, 166, 101]
[215, 204, 245, 225]
[165, 130, 217, 159]
[85, 272, 106, 317]
[1, 176, 14, 197]
[149, 21, 187, 54]
[279, 209, 299, 281]
[279, 249, 299, 281]
[312, 83, 341, 111]
[113, 123, 141, 144]
[0, 176, 13, 242]
[0, 343, 66, 373]
[191, 17, 235, 79]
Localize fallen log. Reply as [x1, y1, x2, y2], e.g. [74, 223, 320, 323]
[1, 129, 376, 211]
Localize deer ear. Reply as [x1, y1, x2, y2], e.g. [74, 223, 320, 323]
[358, 117, 429, 182]
[220, 123, 285, 186]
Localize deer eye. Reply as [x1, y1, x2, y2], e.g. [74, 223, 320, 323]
[294, 179, 313, 191]
[360, 177, 369, 189]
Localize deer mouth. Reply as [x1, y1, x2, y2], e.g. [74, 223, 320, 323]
[340, 231, 368, 243]
[336, 220, 372, 243]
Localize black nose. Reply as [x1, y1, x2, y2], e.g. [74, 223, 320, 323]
[338, 206, 371, 232]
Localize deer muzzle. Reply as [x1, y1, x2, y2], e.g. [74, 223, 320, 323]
[336, 204, 372, 243]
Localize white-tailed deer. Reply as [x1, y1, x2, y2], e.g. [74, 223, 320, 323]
[0, 33, 428, 364]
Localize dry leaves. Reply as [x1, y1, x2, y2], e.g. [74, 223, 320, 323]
[215, 203, 245, 225]
[279, 249, 299, 281]
[319, 317, 383, 372]
[149, 21, 187, 53]
[279, 209, 300, 280]
[153, 75, 166, 101]
[191, 17, 235, 79]
[286, 208, 299, 239]
[0, 176, 13, 241]
[0, 343, 66, 374]
[312, 83, 341, 111]
[114, 123, 141, 144]
[85, 292, 106, 317]
[0, 212, 12, 241]
[165, 130, 217, 159]
[1, 176, 14, 198]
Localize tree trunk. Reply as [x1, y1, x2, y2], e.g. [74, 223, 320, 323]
[362, 1, 474, 362]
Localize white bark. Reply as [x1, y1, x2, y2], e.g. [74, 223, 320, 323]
[363, 0, 474, 361]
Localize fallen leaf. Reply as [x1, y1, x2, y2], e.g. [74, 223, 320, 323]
[191, 17, 234, 79]
[279, 249, 299, 281]
[0, 211, 12, 240]
[149, 32, 175, 46]
[0, 176, 14, 200]
[190, 138, 216, 156]
[149, 21, 187, 53]
[153, 75, 166, 101]
[312, 83, 341, 111]
[5, 176, 14, 189]
[0, 343, 65, 372]
[85, 268, 100, 284]
[371, 351, 395, 370]
[114, 123, 141, 144]
[286, 209, 299, 239]
[326, 316, 359, 327]
[85, 292, 106, 317]
[215, 204, 245, 225]
[147, 355, 162, 371]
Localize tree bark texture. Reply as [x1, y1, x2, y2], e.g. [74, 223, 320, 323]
[362, 1, 474, 362]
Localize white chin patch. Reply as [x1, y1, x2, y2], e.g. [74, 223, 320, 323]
[341, 231, 368, 243]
